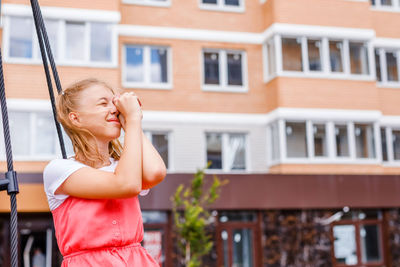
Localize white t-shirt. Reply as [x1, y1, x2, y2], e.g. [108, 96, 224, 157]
[43, 157, 149, 211]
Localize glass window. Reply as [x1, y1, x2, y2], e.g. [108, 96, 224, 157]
[219, 211, 256, 223]
[386, 51, 399, 82]
[270, 123, 280, 161]
[266, 40, 276, 76]
[381, 0, 393, 6]
[392, 130, 400, 160]
[375, 50, 382, 82]
[232, 228, 254, 267]
[227, 53, 243, 86]
[9, 112, 31, 156]
[354, 124, 376, 159]
[37, 20, 59, 59]
[225, 0, 240, 6]
[335, 125, 349, 157]
[125, 46, 144, 82]
[282, 38, 303, 71]
[329, 40, 344, 73]
[228, 134, 246, 170]
[34, 113, 56, 155]
[286, 122, 307, 158]
[142, 211, 168, 224]
[381, 128, 388, 161]
[65, 21, 85, 61]
[9, 17, 33, 58]
[207, 133, 222, 169]
[90, 23, 112, 62]
[313, 124, 327, 157]
[360, 224, 382, 263]
[308, 39, 322, 71]
[151, 133, 169, 168]
[203, 0, 217, 3]
[349, 42, 369, 75]
[333, 225, 358, 265]
[204, 52, 220, 85]
[150, 48, 168, 83]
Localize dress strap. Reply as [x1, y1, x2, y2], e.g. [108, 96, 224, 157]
[63, 243, 141, 259]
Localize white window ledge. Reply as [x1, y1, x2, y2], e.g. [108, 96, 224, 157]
[277, 71, 375, 82]
[370, 6, 400, 13]
[204, 169, 249, 174]
[199, 4, 245, 13]
[122, 0, 171, 7]
[123, 82, 173, 90]
[377, 82, 400, 88]
[202, 85, 248, 93]
[269, 158, 381, 166]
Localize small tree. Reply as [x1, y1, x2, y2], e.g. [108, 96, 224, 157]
[171, 162, 227, 267]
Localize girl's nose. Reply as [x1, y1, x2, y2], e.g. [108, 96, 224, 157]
[110, 103, 119, 116]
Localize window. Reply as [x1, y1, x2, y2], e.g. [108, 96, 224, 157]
[266, 35, 372, 81]
[386, 52, 399, 82]
[1, 110, 73, 160]
[66, 22, 85, 61]
[392, 130, 400, 160]
[335, 124, 350, 157]
[375, 48, 400, 85]
[381, 128, 388, 161]
[313, 123, 327, 157]
[200, 0, 245, 12]
[9, 17, 33, 58]
[202, 50, 246, 92]
[217, 211, 259, 267]
[307, 39, 322, 71]
[354, 124, 375, 159]
[370, 0, 400, 9]
[124, 45, 171, 89]
[281, 37, 303, 71]
[144, 132, 170, 169]
[349, 42, 369, 75]
[268, 118, 378, 165]
[285, 122, 307, 158]
[332, 210, 384, 267]
[5, 16, 115, 66]
[206, 132, 247, 171]
[265, 39, 276, 77]
[329, 40, 344, 73]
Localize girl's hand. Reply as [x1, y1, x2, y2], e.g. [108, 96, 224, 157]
[112, 92, 142, 123]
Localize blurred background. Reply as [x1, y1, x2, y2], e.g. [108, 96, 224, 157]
[0, 0, 399, 266]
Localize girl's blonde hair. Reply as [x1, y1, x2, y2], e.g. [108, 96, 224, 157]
[56, 78, 123, 167]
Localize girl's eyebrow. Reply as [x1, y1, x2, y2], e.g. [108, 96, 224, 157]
[96, 97, 109, 102]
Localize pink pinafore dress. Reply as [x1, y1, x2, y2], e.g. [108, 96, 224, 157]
[51, 195, 159, 266]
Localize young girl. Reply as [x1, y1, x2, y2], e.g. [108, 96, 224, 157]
[43, 78, 165, 266]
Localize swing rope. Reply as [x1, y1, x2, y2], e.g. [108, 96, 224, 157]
[0, 0, 67, 265]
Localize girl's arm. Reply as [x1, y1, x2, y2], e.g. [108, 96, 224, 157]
[141, 131, 167, 189]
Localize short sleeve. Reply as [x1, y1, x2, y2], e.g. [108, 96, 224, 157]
[43, 159, 87, 210]
[139, 189, 150, 196]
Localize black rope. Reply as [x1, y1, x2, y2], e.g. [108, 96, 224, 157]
[30, 0, 66, 159]
[0, 49, 19, 267]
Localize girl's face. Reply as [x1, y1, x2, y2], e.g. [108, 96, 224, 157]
[69, 84, 121, 143]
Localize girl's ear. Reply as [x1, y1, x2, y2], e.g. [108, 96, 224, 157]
[68, 112, 81, 127]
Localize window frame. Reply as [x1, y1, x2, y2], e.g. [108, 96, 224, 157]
[3, 16, 118, 68]
[375, 48, 400, 88]
[263, 34, 375, 82]
[0, 99, 72, 161]
[204, 132, 249, 173]
[370, 0, 400, 11]
[143, 130, 173, 171]
[201, 49, 248, 93]
[267, 119, 380, 166]
[331, 217, 385, 267]
[122, 44, 173, 90]
[199, 0, 245, 13]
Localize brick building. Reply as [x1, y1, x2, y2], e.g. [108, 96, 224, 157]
[0, 0, 400, 266]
